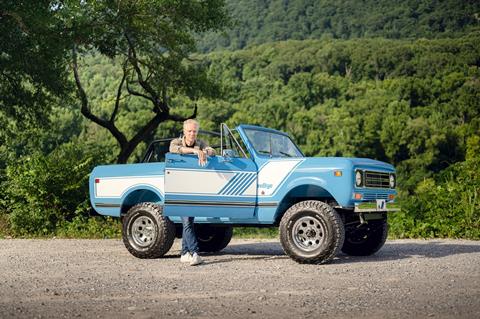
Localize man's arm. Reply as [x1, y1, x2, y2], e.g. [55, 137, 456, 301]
[169, 138, 183, 154]
[169, 138, 209, 166]
[198, 140, 216, 156]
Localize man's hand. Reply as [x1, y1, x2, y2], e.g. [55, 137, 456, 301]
[195, 149, 208, 167]
[205, 148, 216, 156]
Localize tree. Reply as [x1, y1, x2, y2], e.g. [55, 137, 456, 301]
[0, 0, 70, 125]
[66, 0, 229, 163]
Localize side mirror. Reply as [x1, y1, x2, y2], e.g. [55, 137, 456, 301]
[222, 149, 237, 161]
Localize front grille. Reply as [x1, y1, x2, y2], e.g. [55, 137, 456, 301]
[363, 192, 390, 200]
[365, 171, 390, 188]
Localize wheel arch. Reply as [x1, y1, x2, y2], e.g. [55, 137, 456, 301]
[120, 187, 164, 217]
[274, 183, 336, 225]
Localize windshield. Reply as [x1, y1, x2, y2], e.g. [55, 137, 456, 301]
[244, 129, 304, 158]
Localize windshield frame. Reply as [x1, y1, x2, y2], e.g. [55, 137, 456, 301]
[239, 126, 305, 159]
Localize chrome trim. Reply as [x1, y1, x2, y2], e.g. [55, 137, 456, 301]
[165, 200, 278, 207]
[166, 200, 255, 207]
[354, 202, 400, 213]
[257, 202, 278, 207]
[364, 170, 391, 189]
[95, 203, 121, 208]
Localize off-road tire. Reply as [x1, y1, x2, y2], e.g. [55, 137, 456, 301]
[341, 217, 388, 256]
[122, 203, 175, 259]
[196, 225, 233, 252]
[279, 200, 345, 264]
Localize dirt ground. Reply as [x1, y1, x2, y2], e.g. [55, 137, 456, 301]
[0, 238, 479, 319]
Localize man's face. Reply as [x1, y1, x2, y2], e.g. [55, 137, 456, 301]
[184, 122, 198, 146]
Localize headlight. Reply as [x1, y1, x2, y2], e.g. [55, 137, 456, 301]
[355, 170, 363, 187]
[389, 173, 396, 188]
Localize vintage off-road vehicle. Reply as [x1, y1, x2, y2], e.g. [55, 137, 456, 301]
[89, 124, 398, 264]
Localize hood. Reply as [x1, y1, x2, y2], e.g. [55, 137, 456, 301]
[299, 156, 395, 172]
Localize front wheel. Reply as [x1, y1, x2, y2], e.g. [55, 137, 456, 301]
[279, 200, 345, 264]
[341, 217, 388, 256]
[122, 203, 175, 258]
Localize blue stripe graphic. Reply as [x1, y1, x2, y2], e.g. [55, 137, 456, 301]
[225, 173, 251, 195]
[233, 173, 257, 195]
[220, 173, 245, 195]
[218, 173, 240, 195]
[227, 173, 250, 195]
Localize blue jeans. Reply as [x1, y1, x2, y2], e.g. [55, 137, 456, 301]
[181, 216, 199, 255]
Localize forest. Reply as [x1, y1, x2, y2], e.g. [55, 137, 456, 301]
[197, 0, 480, 51]
[0, 1, 479, 239]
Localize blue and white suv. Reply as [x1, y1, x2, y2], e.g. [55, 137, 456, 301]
[90, 124, 398, 264]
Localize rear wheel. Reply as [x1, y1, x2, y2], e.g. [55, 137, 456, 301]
[341, 217, 388, 256]
[195, 225, 233, 252]
[122, 203, 175, 258]
[279, 200, 344, 264]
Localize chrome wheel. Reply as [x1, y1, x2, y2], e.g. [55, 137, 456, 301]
[292, 216, 326, 251]
[129, 215, 156, 248]
[122, 203, 175, 259]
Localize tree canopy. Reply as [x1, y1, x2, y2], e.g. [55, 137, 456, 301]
[197, 0, 480, 52]
[66, 0, 229, 163]
[0, 0, 71, 124]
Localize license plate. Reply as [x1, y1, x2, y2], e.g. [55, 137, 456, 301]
[376, 199, 386, 210]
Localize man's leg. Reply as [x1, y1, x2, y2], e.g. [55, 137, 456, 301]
[181, 216, 202, 265]
[181, 216, 199, 254]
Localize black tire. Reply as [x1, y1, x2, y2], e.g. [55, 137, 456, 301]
[195, 225, 233, 252]
[279, 200, 345, 264]
[341, 217, 388, 256]
[122, 202, 175, 258]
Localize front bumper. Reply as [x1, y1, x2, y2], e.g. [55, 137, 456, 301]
[354, 200, 400, 213]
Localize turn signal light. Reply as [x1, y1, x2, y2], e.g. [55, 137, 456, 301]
[334, 170, 342, 177]
[389, 194, 395, 200]
[354, 193, 363, 200]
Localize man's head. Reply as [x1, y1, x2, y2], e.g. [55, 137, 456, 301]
[183, 119, 199, 146]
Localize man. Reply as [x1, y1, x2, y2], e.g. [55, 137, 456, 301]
[169, 119, 216, 265]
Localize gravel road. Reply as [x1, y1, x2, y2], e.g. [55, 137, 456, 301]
[0, 238, 479, 319]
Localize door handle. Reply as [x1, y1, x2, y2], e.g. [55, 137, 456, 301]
[167, 159, 185, 163]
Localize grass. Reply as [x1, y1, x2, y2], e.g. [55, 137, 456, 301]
[233, 227, 279, 239]
[0, 213, 11, 238]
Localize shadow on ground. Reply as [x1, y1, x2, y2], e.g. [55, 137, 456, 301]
[201, 240, 480, 264]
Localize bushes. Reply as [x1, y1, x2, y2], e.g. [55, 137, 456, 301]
[56, 215, 121, 239]
[1, 141, 118, 237]
[390, 136, 480, 239]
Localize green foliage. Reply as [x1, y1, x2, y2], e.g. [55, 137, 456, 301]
[0, 0, 71, 124]
[0, 213, 11, 238]
[1, 2, 479, 239]
[2, 142, 98, 236]
[56, 216, 121, 239]
[390, 136, 480, 239]
[197, 0, 480, 52]
[62, 0, 230, 163]
[233, 227, 279, 239]
[198, 35, 480, 239]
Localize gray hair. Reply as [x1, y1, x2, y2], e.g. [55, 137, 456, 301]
[183, 119, 199, 129]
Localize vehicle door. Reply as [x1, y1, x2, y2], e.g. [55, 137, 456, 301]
[164, 125, 257, 218]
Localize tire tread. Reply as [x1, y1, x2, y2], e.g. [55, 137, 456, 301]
[279, 200, 344, 264]
[122, 202, 175, 259]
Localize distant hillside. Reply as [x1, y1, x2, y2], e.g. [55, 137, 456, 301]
[197, 0, 480, 52]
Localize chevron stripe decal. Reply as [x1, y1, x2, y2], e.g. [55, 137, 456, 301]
[219, 172, 256, 195]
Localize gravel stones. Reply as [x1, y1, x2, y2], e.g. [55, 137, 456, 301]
[0, 238, 479, 318]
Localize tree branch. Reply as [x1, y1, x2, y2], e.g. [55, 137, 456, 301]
[72, 44, 128, 147]
[168, 104, 198, 122]
[1, 11, 29, 34]
[124, 32, 169, 114]
[126, 79, 155, 103]
[110, 61, 128, 123]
